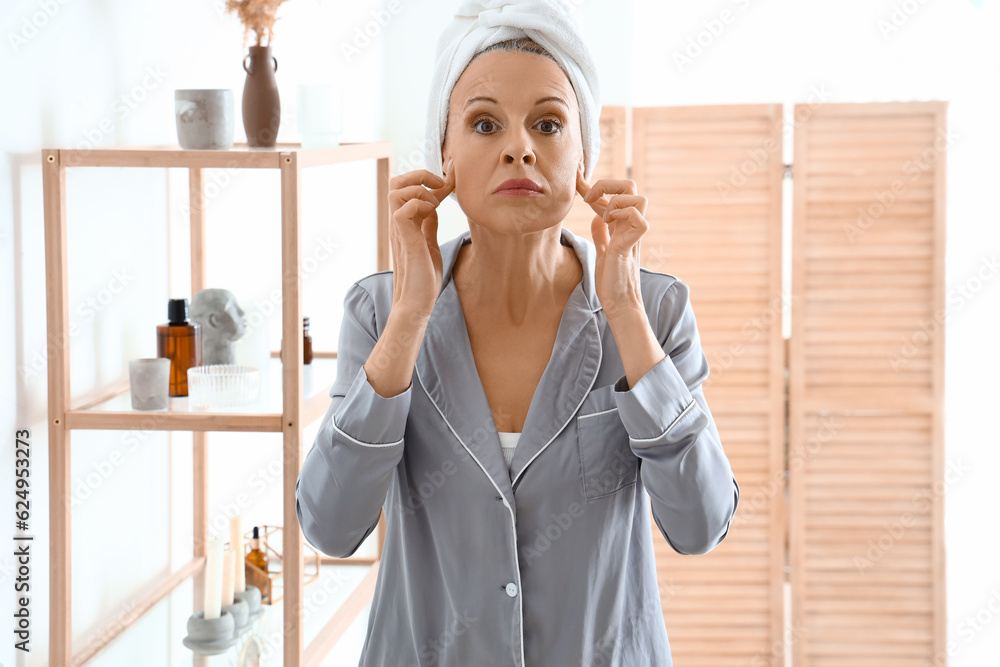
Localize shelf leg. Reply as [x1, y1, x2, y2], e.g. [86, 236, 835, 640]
[192, 431, 208, 667]
[280, 151, 304, 667]
[191, 165, 210, 667]
[189, 167, 206, 294]
[377, 156, 391, 271]
[43, 148, 72, 666]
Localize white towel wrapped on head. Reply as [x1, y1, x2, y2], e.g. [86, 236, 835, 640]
[424, 0, 602, 190]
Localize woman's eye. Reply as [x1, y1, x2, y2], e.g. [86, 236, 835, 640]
[538, 118, 563, 134]
[473, 117, 498, 134]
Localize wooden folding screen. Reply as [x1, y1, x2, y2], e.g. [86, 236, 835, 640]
[565, 101, 946, 665]
[788, 101, 947, 666]
[631, 105, 787, 666]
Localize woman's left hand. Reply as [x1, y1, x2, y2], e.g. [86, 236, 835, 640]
[576, 167, 650, 321]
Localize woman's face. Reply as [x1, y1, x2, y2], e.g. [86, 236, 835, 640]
[442, 49, 584, 235]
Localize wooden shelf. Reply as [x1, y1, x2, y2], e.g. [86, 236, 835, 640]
[56, 141, 393, 169]
[43, 141, 392, 666]
[65, 356, 337, 433]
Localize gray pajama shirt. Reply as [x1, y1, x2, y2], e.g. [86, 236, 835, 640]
[295, 227, 740, 666]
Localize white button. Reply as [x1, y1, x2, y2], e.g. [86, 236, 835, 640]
[505, 582, 518, 598]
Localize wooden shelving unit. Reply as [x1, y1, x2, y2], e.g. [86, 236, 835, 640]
[42, 141, 393, 666]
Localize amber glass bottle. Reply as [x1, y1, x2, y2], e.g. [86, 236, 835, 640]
[303, 316, 313, 365]
[279, 317, 313, 364]
[156, 298, 201, 397]
[245, 526, 270, 599]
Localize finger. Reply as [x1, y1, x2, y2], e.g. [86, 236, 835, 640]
[584, 178, 636, 216]
[389, 169, 445, 192]
[389, 221, 400, 301]
[421, 207, 439, 249]
[389, 211, 398, 257]
[395, 198, 437, 238]
[575, 167, 589, 199]
[391, 184, 443, 209]
[605, 207, 649, 254]
[590, 213, 610, 257]
[602, 194, 648, 223]
[584, 179, 638, 211]
[430, 159, 456, 204]
[576, 169, 610, 218]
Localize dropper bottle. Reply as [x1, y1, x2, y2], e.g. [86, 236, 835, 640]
[156, 298, 202, 397]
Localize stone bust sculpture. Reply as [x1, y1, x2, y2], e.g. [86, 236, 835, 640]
[190, 288, 248, 365]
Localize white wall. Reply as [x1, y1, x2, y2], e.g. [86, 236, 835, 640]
[1, 0, 997, 665]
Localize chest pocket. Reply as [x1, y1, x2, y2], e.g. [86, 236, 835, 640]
[577, 385, 639, 500]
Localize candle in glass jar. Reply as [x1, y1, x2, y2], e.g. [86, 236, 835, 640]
[230, 514, 245, 593]
[221, 549, 236, 607]
[203, 536, 223, 620]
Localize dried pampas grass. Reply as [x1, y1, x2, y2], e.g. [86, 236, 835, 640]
[225, 0, 291, 48]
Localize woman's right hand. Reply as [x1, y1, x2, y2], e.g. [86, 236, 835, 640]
[388, 159, 456, 318]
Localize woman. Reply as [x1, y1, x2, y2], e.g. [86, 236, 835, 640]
[295, 2, 740, 665]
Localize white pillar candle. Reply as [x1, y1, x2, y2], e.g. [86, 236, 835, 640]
[203, 536, 223, 620]
[230, 514, 246, 593]
[221, 549, 236, 607]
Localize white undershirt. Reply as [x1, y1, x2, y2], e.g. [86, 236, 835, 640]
[498, 431, 521, 470]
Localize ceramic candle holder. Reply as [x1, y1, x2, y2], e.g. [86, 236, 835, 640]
[235, 584, 263, 621]
[128, 358, 171, 410]
[222, 598, 250, 633]
[182, 610, 238, 656]
[175, 89, 234, 150]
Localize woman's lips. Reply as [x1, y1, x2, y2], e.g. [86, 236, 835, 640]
[494, 188, 543, 196]
[494, 179, 542, 196]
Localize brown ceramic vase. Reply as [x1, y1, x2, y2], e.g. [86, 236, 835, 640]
[242, 44, 280, 147]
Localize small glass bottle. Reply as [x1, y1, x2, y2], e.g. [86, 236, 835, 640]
[302, 316, 313, 365]
[279, 317, 313, 365]
[156, 298, 201, 397]
[245, 526, 270, 599]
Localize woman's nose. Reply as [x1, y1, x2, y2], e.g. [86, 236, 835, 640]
[502, 125, 536, 166]
[504, 149, 535, 166]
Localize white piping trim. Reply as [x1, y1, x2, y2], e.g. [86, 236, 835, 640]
[577, 407, 618, 420]
[511, 314, 603, 489]
[504, 315, 601, 664]
[628, 397, 698, 444]
[415, 362, 527, 667]
[331, 414, 405, 448]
